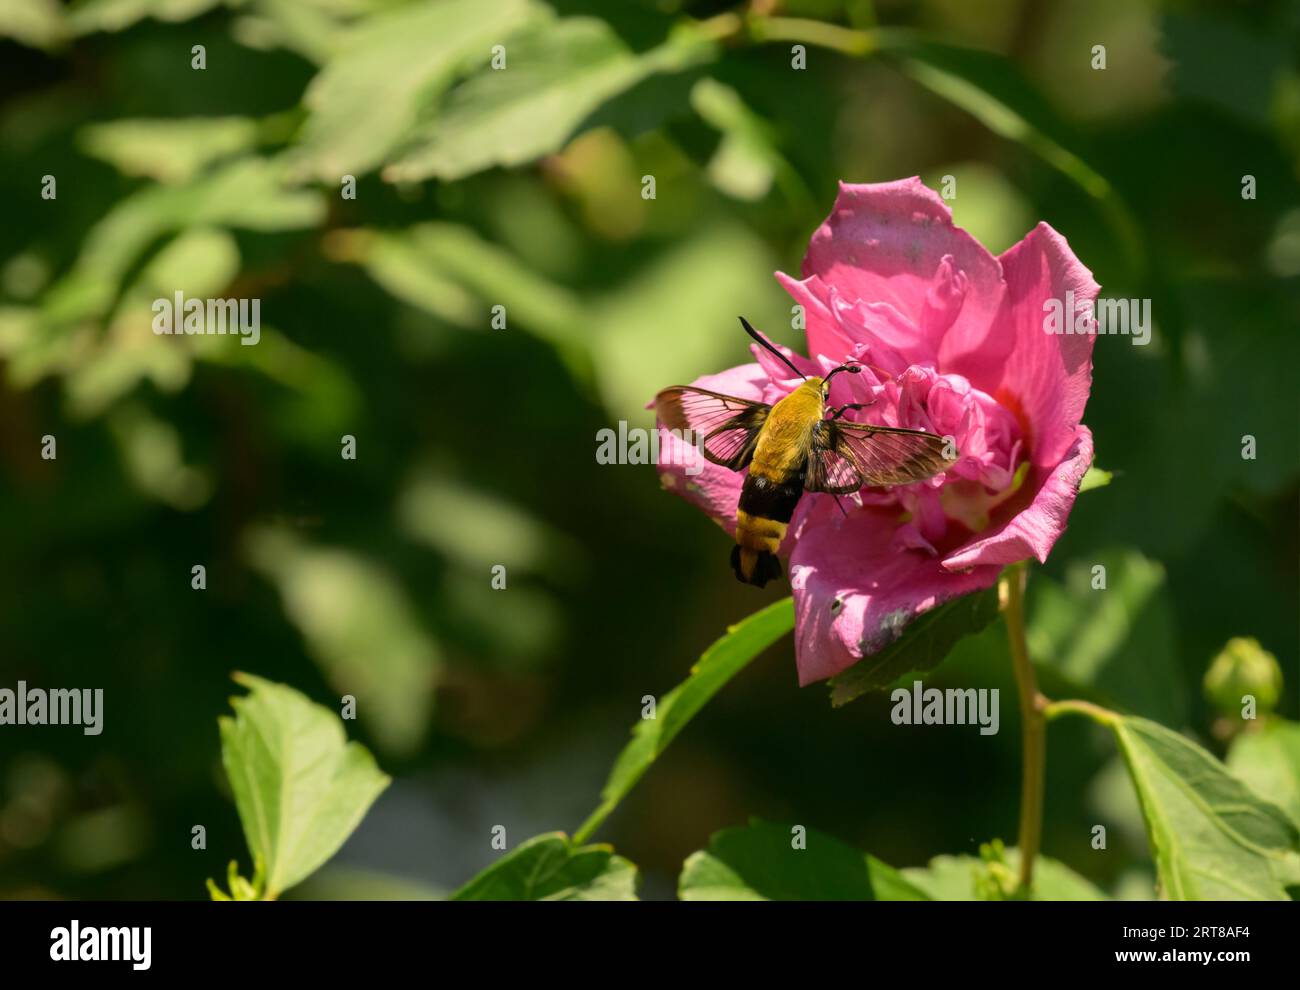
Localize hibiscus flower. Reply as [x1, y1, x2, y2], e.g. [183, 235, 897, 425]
[653, 177, 1098, 685]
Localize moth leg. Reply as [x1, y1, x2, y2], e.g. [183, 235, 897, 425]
[829, 403, 868, 420]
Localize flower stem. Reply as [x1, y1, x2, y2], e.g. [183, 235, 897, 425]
[999, 564, 1046, 893]
[1042, 697, 1118, 726]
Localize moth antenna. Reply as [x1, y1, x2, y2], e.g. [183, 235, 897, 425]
[856, 359, 897, 382]
[738, 316, 806, 380]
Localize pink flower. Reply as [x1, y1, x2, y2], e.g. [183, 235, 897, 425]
[654, 178, 1098, 685]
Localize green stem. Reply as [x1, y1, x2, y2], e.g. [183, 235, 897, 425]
[1043, 697, 1119, 726]
[745, 15, 878, 56]
[1000, 564, 1045, 893]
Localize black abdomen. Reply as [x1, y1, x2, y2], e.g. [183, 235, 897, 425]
[738, 466, 805, 523]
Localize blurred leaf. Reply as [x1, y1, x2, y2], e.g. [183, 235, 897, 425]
[288, 865, 444, 901]
[60, 226, 240, 416]
[441, 579, 561, 669]
[1111, 714, 1300, 899]
[384, 16, 714, 183]
[350, 223, 587, 372]
[1078, 465, 1113, 493]
[679, 820, 927, 901]
[134, 224, 242, 297]
[230, 0, 367, 64]
[574, 597, 794, 843]
[198, 325, 363, 438]
[690, 77, 810, 206]
[288, 0, 541, 181]
[1027, 549, 1184, 726]
[692, 79, 772, 200]
[53, 804, 150, 874]
[452, 832, 637, 901]
[397, 470, 581, 576]
[829, 585, 1000, 707]
[106, 402, 212, 507]
[79, 117, 259, 184]
[244, 527, 440, 757]
[1228, 721, 1300, 830]
[903, 846, 1108, 901]
[41, 158, 324, 329]
[67, 0, 220, 35]
[547, 127, 648, 241]
[218, 672, 390, 899]
[590, 220, 783, 421]
[338, 230, 479, 328]
[0, 0, 67, 48]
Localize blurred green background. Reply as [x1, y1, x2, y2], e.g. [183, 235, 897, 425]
[0, 0, 1296, 900]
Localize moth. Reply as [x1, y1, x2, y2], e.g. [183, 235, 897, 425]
[654, 318, 955, 587]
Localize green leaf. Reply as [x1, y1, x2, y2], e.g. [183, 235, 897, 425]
[689, 77, 811, 207]
[67, 0, 220, 36]
[346, 223, 587, 364]
[1079, 465, 1113, 492]
[1111, 714, 1300, 899]
[0, 0, 67, 49]
[288, 0, 542, 181]
[573, 598, 794, 843]
[243, 526, 440, 757]
[40, 158, 324, 330]
[1228, 721, 1300, 830]
[829, 585, 1000, 707]
[344, 229, 480, 328]
[678, 821, 927, 901]
[1027, 549, 1185, 726]
[452, 832, 637, 901]
[903, 844, 1108, 901]
[78, 117, 259, 184]
[218, 673, 390, 899]
[589, 220, 786, 423]
[383, 16, 714, 183]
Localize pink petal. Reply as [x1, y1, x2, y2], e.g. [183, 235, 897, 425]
[774, 272, 853, 364]
[790, 500, 1002, 685]
[802, 178, 1005, 371]
[988, 222, 1099, 468]
[942, 425, 1094, 570]
[747, 338, 819, 385]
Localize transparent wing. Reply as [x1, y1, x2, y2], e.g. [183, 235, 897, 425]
[654, 386, 770, 471]
[806, 420, 953, 493]
[803, 435, 864, 494]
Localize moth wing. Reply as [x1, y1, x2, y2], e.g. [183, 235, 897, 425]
[805, 420, 954, 493]
[654, 386, 770, 471]
[803, 426, 865, 495]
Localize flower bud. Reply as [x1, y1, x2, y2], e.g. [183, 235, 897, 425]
[1203, 637, 1283, 716]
